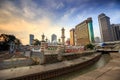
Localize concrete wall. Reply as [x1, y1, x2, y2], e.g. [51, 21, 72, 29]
[0, 58, 34, 70]
[6, 53, 101, 80]
[31, 51, 96, 64]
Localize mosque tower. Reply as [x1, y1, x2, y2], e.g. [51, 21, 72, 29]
[61, 28, 65, 45]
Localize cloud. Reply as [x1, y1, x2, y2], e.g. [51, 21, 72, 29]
[108, 10, 120, 24]
[0, 0, 63, 44]
[0, 16, 62, 44]
[60, 8, 76, 22]
[56, 2, 64, 9]
[0, 0, 120, 44]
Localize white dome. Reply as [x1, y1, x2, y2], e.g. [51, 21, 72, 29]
[52, 40, 57, 43]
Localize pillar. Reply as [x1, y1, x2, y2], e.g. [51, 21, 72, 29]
[41, 33, 45, 64]
[57, 45, 63, 61]
[40, 41, 45, 64]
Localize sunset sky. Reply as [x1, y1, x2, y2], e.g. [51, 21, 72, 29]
[0, 0, 120, 44]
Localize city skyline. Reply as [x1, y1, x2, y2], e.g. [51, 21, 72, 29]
[0, 0, 120, 44]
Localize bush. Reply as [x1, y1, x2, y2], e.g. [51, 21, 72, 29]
[85, 44, 95, 50]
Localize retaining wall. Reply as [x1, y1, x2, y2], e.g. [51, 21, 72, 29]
[0, 58, 34, 70]
[1, 53, 101, 80]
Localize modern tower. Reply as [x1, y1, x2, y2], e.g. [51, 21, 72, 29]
[75, 17, 94, 46]
[70, 28, 75, 45]
[111, 24, 120, 41]
[29, 34, 34, 45]
[51, 34, 57, 42]
[87, 18, 94, 43]
[98, 13, 112, 42]
[61, 28, 65, 45]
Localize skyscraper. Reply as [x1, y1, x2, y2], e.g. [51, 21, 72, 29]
[75, 17, 94, 46]
[98, 13, 112, 42]
[70, 28, 75, 45]
[51, 34, 57, 42]
[111, 24, 120, 41]
[29, 34, 34, 45]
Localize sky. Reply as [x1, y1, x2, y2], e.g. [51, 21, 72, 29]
[0, 0, 120, 45]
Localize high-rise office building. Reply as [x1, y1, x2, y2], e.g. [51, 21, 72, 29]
[111, 24, 120, 41]
[29, 34, 34, 45]
[51, 34, 57, 42]
[75, 17, 94, 46]
[98, 13, 113, 42]
[70, 28, 75, 45]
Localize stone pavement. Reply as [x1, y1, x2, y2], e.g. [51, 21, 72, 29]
[73, 52, 120, 80]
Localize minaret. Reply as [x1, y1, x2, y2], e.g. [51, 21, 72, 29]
[41, 33, 45, 52]
[45, 37, 48, 42]
[45, 37, 48, 49]
[58, 38, 61, 43]
[61, 28, 65, 45]
[40, 34, 45, 64]
[41, 33, 45, 42]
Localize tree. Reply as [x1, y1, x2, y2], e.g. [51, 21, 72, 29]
[0, 34, 22, 51]
[8, 35, 16, 43]
[85, 43, 95, 50]
[15, 39, 21, 45]
[33, 39, 41, 46]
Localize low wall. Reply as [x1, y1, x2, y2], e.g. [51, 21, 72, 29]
[0, 58, 34, 70]
[31, 51, 96, 64]
[62, 51, 95, 61]
[45, 54, 60, 64]
[0, 51, 96, 70]
[4, 53, 101, 80]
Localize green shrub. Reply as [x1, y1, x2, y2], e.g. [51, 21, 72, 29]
[85, 43, 95, 50]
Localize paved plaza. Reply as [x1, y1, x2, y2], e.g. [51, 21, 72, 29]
[73, 52, 120, 80]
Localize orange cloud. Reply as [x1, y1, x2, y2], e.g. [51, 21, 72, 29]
[0, 0, 70, 45]
[0, 17, 65, 44]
